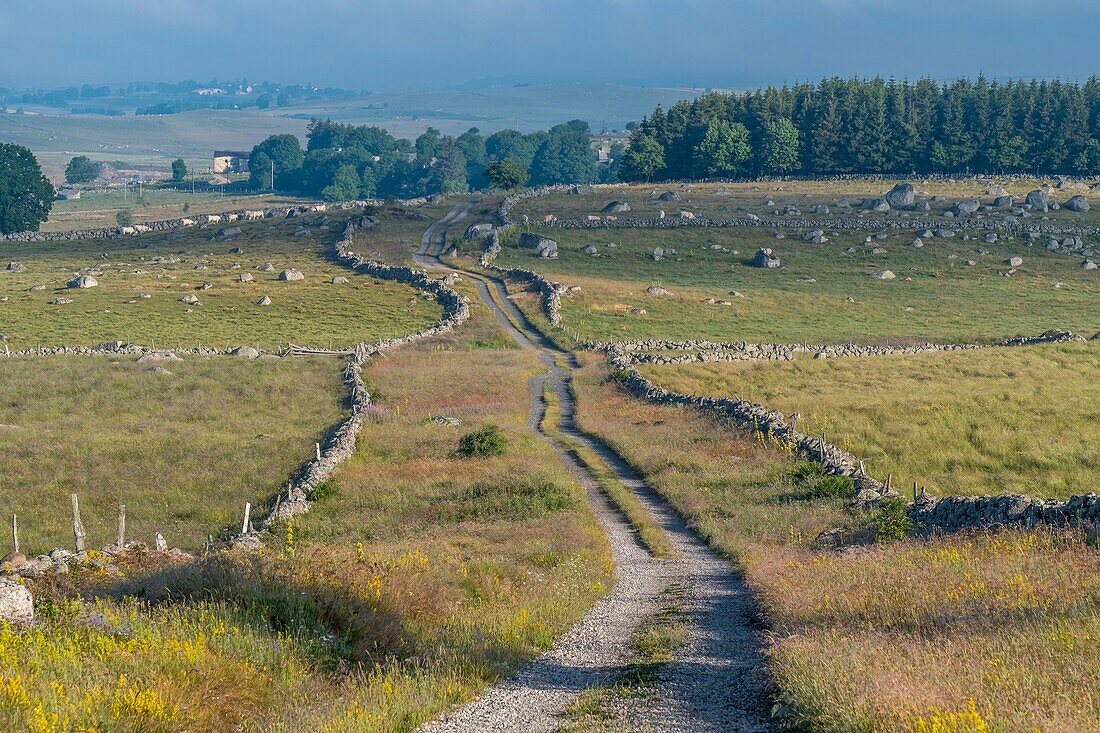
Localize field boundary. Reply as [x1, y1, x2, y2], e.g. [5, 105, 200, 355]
[1, 217, 471, 581]
[586, 336, 1100, 533]
[496, 184, 1100, 246]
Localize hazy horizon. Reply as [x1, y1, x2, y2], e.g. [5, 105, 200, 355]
[2, 0, 1099, 92]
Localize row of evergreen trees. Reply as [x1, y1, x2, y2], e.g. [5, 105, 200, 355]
[249, 119, 614, 200]
[620, 76, 1100, 181]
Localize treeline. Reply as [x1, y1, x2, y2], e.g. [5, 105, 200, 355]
[250, 119, 618, 200]
[621, 76, 1100, 181]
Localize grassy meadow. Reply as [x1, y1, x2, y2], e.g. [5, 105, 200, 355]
[10, 287, 612, 731]
[0, 211, 441, 349]
[0, 355, 346, 553]
[510, 179, 1100, 229]
[640, 341, 1100, 499]
[569, 354, 1100, 732]
[494, 221, 1100, 345]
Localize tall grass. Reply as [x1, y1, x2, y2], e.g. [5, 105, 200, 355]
[0, 355, 345, 552]
[642, 341, 1100, 498]
[570, 354, 1100, 731]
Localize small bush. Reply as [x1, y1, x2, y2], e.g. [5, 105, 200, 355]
[116, 209, 133, 227]
[310, 481, 338, 502]
[874, 496, 914, 542]
[811, 474, 854, 499]
[456, 424, 507, 458]
[791, 462, 826, 484]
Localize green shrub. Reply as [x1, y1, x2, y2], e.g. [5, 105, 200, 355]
[811, 474, 854, 499]
[874, 496, 914, 542]
[456, 424, 507, 458]
[309, 481, 338, 502]
[116, 209, 133, 227]
[791, 462, 826, 484]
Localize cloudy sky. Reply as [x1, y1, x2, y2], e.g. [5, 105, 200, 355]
[1, 0, 1097, 90]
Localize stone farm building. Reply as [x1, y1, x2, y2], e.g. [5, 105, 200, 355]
[213, 150, 251, 174]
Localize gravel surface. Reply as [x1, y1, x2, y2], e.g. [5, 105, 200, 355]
[415, 207, 773, 732]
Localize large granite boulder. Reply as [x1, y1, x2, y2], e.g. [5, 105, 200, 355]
[752, 248, 781, 268]
[884, 182, 915, 209]
[68, 275, 98, 289]
[519, 232, 558, 258]
[1063, 195, 1090, 213]
[601, 201, 631, 214]
[0, 579, 33, 624]
[1025, 189, 1048, 211]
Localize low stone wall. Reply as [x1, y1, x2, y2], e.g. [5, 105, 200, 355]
[496, 182, 1100, 243]
[0, 197, 439, 243]
[478, 231, 565, 327]
[592, 336, 1100, 532]
[584, 329, 1083, 366]
[252, 220, 471, 533]
[2, 215, 471, 582]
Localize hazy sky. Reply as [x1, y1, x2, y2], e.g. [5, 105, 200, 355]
[2, 0, 1098, 91]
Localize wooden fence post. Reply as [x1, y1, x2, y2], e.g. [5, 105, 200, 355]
[315, 442, 322, 462]
[242, 503, 252, 535]
[11, 515, 18, 555]
[117, 505, 126, 548]
[71, 494, 86, 553]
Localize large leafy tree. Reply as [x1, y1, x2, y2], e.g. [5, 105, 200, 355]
[620, 134, 665, 182]
[171, 158, 187, 182]
[249, 134, 304, 190]
[530, 121, 598, 186]
[64, 155, 99, 184]
[759, 118, 801, 174]
[692, 120, 751, 177]
[0, 144, 54, 234]
[485, 158, 529, 190]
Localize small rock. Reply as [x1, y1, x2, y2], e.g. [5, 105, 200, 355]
[279, 269, 305, 282]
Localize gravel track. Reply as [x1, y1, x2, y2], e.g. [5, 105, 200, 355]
[414, 206, 773, 732]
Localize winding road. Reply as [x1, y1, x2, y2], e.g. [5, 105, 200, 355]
[415, 203, 772, 732]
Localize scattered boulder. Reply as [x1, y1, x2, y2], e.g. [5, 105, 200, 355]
[911, 238, 924, 248]
[51, 297, 73, 305]
[4, 262, 24, 273]
[180, 294, 199, 304]
[862, 198, 891, 213]
[658, 190, 681, 202]
[257, 295, 272, 306]
[239, 272, 255, 283]
[1082, 260, 1097, 270]
[871, 269, 896, 280]
[68, 275, 98, 289]
[331, 276, 349, 285]
[0, 579, 33, 624]
[645, 285, 671, 296]
[1006, 257, 1024, 267]
[992, 195, 1014, 209]
[651, 247, 666, 261]
[464, 223, 493, 240]
[258, 263, 276, 272]
[279, 269, 305, 282]
[601, 201, 631, 214]
[1063, 195, 1090, 213]
[801, 229, 825, 243]
[30, 284, 45, 292]
[581, 245, 599, 255]
[752, 248, 781, 268]
[230, 346, 260, 358]
[519, 232, 558, 258]
[954, 199, 981, 215]
[884, 182, 915, 209]
[1025, 189, 1048, 211]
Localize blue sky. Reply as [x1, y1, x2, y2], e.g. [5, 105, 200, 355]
[1, 0, 1097, 90]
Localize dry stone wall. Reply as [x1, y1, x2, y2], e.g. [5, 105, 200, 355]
[478, 230, 565, 327]
[591, 335, 1100, 532]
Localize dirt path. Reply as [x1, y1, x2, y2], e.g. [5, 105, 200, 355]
[415, 207, 773, 732]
